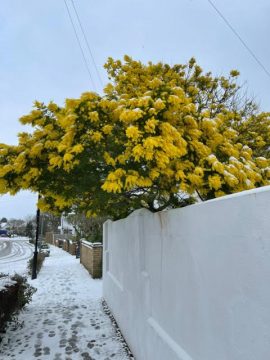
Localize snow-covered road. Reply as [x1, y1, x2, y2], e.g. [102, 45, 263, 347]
[0, 237, 33, 275]
[0, 245, 131, 360]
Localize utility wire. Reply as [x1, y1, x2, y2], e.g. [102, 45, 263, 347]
[70, 0, 104, 88]
[207, 0, 270, 80]
[63, 0, 96, 90]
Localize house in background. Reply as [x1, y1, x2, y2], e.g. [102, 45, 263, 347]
[59, 214, 76, 236]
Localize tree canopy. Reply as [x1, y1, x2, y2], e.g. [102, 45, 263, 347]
[0, 56, 269, 219]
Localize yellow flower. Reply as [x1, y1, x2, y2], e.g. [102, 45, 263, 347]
[65, 98, 79, 109]
[91, 131, 103, 143]
[102, 125, 113, 135]
[143, 136, 161, 150]
[215, 190, 226, 197]
[191, 141, 211, 157]
[187, 174, 203, 186]
[126, 126, 141, 140]
[194, 167, 204, 177]
[47, 102, 58, 112]
[149, 168, 160, 180]
[0, 179, 7, 194]
[37, 198, 52, 212]
[175, 170, 185, 181]
[0, 164, 13, 177]
[144, 118, 158, 133]
[104, 152, 116, 166]
[154, 99, 165, 111]
[125, 174, 138, 189]
[71, 144, 84, 154]
[81, 92, 99, 101]
[256, 157, 268, 168]
[63, 153, 74, 162]
[149, 78, 163, 89]
[138, 96, 151, 107]
[58, 144, 67, 153]
[155, 151, 169, 169]
[209, 175, 222, 190]
[137, 176, 153, 187]
[212, 161, 225, 174]
[116, 154, 128, 164]
[168, 95, 182, 106]
[224, 171, 239, 187]
[102, 172, 123, 193]
[59, 114, 76, 128]
[49, 156, 63, 168]
[88, 111, 99, 122]
[132, 144, 144, 161]
[119, 109, 143, 123]
[0, 147, 8, 156]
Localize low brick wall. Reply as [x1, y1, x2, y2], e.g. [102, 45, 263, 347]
[80, 241, 102, 279]
[62, 240, 69, 252]
[68, 242, 77, 256]
[62, 240, 77, 256]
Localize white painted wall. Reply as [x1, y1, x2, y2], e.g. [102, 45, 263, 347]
[103, 186, 270, 360]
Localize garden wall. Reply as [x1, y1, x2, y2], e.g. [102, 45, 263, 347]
[103, 186, 270, 360]
[62, 239, 77, 255]
[80, 240, 102, 279]
[68, 241, 76, 256]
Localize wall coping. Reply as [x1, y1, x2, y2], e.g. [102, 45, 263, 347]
[81, 240, 102, 249]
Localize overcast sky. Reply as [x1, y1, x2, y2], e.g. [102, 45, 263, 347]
[0, 0, 269, 219]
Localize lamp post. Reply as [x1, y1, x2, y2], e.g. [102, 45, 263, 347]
[32, 194, 41, 280]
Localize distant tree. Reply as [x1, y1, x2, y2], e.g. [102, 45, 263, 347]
[39, 213, 60, 235]
[25, 221, 34, 239]
[0, 217, 7, 223]
[66, 213, 106, 242]
[7, 219, 26, 236]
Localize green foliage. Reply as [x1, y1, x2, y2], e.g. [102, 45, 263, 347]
[27, 253, 46, 276]
[66, 213, 105, 243]
[0, 273, 36, 334]
[25, 221, 34, 239]
[11, 273, 36, 308]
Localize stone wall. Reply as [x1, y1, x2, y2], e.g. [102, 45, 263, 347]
[80, 241, 102, 279]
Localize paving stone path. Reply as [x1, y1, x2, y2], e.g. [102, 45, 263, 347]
[0, 245, 130, 360]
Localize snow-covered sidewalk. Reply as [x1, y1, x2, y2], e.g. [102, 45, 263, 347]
[0, 245, 130, 360]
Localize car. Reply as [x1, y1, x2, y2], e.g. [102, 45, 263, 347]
[0, 230, 9, 237]
[39, 243, 50, 257]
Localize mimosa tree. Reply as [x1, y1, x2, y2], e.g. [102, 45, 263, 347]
[0, 56, 269, 219]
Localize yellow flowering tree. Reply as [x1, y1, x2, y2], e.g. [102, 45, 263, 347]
[0, 56, 269, 219]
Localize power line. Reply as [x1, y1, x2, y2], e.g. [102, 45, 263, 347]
[70, 0, 104, 88]
[63, 0, 96, 90]
[207, 0, 270, 80]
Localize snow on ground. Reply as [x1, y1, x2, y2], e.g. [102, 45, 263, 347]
[0, 237, 33, 276]
[0, 276, 16, 291]
[0, 245, 131, 360]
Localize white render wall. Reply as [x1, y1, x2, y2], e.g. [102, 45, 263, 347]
[103, 186, 270, 360]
